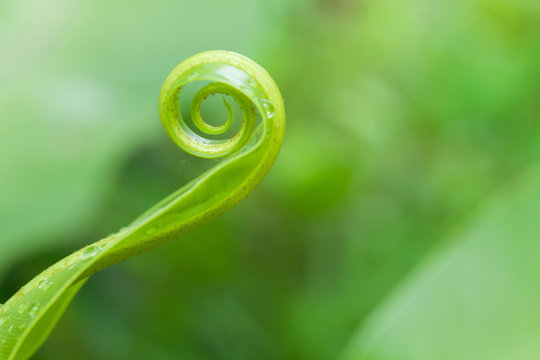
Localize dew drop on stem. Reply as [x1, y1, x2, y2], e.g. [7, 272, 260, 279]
[82, 246, 104, 260]
[187, 72, 200, 81]
[29, 303, 41, 318]
[260, 98, 275, 119]
[38, 279, 53, 291]
[0, 314, 9, 326]
[17, 302, 31, 314]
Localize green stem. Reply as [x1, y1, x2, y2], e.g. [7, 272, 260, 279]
[0, 50, 285, 360]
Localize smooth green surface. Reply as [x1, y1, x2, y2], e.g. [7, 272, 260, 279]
[340, 162, 540, 360]
[0, 51, 285, 360]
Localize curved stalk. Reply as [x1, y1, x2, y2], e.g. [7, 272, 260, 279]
[0, 50, 285, 360]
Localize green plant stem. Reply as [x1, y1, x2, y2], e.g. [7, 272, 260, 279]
[0, 50, 285, 360]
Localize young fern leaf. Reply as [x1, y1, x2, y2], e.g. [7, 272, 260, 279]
[0, 50, 285, 360]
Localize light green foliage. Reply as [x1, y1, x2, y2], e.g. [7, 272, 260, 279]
[339, 163, 540, 360]
[0, 51, 285, 360]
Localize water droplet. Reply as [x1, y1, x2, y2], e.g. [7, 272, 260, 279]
[0, 314, 10, 326]
[248, 78, 257, 87]
[82, 245, 104, 260]
[145, 227, 157, 235]
[7, 324, 15, 333]
[260, 98, 275, 119]
[187, 72, 200, 81]
[28, 303, 41, 318]
[0, 338, 6, 345]
[17, 302, 31, 314]
[68, 263, 78, 270]
[17, 322, 27, 331]
[38, 279, 53, 291]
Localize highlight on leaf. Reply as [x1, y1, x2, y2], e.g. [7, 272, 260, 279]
[0, 50, 285, 360]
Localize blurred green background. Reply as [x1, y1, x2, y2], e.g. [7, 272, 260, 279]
[1, 0, 540, 359]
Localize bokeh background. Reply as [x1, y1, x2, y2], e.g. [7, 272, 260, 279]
[1, 0, 540, 359]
